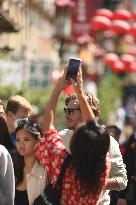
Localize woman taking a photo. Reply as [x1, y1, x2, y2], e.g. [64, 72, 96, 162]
[35, 65, 111, 205]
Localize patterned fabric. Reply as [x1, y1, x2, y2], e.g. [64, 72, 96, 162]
[36, 129, 110, 205]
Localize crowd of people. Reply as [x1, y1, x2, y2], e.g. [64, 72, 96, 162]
[0, 63, 135, 205]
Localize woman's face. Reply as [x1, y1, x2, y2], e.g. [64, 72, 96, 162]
[16, 129, 37, 157]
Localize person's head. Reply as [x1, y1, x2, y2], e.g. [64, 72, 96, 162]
[70, 120, 110, 196]
[107, 125, 121, 142]
[64, 91, 100, 130]
[0, 115, 13, 151]
[15, 118, 42, 157]
[13, 118, 42, 185]
[6, 95, 32, 133]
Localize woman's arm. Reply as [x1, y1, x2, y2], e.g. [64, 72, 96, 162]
[71, 67, 96, 122]
[43, 66, 70, 131]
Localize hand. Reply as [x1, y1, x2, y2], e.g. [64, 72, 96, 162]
[117, 198, 127, 205]
[70, 66, 83, 93]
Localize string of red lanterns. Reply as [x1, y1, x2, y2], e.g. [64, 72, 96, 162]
[90, 8, 136, 73]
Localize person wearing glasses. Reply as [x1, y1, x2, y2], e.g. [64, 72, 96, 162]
[13, 119, 48, 205]
[41, 65, 127, 205]
[60, 91, 100, 152]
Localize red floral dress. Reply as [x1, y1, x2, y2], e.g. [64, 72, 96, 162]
[36, 129, 110, 205]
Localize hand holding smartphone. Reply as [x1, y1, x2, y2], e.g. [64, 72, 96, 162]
[66, 57, 81, 80]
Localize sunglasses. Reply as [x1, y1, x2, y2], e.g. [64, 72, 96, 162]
[16, 119, 42, 139]
[64, 108, 80, 115]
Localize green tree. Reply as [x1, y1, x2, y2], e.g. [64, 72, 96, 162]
[98, 73, 123, 124]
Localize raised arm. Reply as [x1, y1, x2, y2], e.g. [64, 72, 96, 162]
[71, 67, 96, 122]
[43, 66, 70, 131]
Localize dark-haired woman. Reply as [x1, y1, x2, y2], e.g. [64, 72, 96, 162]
[13, 119, 48, 205]
[0, 114, 15, 156]
[36, 66, 111, 205]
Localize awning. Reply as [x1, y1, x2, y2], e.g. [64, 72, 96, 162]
[55, 0, 75, 7]
[0, 9, 19, 33]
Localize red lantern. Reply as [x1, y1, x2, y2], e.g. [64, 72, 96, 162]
[129, 23, 136, 37]
[132, 10, 136, 20]
[113, 9, 131, 20]
[129, 62, 136, 72]
[91, 16, 111, 31]
[112, 60, 125, 73]
[121, 54, 135, 67]
[111, 20, 130, 35]
[104, 53, 119, 67]
[95, 8, 114, 19]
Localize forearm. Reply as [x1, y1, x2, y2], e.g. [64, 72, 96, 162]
[76, 89, 96, 122]
[71, 67, 96, 122]
[43, 86, 61, 131]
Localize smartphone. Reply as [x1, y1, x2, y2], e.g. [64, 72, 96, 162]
[66, 57, 81, 80]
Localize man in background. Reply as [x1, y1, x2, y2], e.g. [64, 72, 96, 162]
[6, 95, 32, 145]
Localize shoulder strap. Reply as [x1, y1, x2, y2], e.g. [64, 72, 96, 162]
[55, 154, 71, 190]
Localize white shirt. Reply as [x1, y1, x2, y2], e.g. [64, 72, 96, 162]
[26, 161, 47, 205]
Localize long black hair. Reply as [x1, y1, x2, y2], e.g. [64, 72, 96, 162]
[70, 120, 110, 196]
[0, 115, 14, 153]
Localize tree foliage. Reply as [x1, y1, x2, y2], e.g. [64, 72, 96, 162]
[98, 73, 123, 124]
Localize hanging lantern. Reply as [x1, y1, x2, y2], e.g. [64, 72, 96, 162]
[129, 23, 136, 37]
[104, 53, 119, 67]
[91, 16, 111, 31]
[111, 20, 130, 35]
[112, 60, 125, 73]
[132, 10, 136, 20]
[129, 62, 136, 72]
[95, 8, 114, 19]
[121, 54, 135, 66]
[113, 9, 131, 21]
